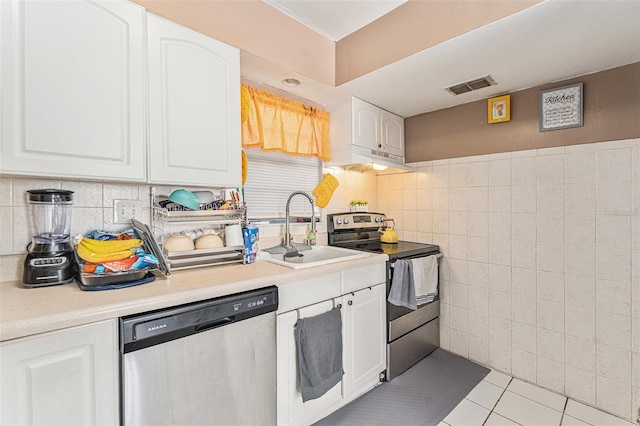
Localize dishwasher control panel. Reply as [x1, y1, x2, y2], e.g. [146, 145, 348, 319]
[120, 286, 278, 353]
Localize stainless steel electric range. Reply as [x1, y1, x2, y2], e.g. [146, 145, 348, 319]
[327, 212, 441, 381]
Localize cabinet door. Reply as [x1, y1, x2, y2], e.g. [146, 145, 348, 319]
[381, 109, 404, 159]
[277, 300, 343, 426]
[147, 14, 241, 188]
[0, 320, 119, 425]
[342, 283, 386, 398]
[0, 0, 146, 181]
[352, 97, 381, 151]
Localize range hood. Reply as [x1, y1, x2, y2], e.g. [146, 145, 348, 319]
[327, 145, 414, 175]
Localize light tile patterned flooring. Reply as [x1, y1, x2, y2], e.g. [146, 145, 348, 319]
[440, 370, 636, 426]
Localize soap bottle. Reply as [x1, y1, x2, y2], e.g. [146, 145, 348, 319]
[306, 225, 317, 246]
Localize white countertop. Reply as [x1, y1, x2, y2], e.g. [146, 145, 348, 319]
[0, 254, 387, 342]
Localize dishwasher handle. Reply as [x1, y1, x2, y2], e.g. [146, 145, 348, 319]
[195, 316, 234, 332]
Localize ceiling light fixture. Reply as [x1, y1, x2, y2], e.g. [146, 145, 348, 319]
[282, 78, 301, 87]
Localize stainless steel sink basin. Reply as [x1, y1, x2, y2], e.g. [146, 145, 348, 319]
[258, 245, 369, 269]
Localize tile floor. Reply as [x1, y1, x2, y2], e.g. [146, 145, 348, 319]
[440, 370, 636, 426]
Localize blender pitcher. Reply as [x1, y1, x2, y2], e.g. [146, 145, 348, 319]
[23, 189, 76, 287]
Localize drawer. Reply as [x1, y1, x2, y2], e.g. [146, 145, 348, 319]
[342, 262, 386, 294]
[277, 272, 341, 313]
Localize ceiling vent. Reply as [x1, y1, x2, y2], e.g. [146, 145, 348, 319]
[445, 75, 496, 96]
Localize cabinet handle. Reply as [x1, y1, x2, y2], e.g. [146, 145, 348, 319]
[348, 300, 353, 306]
[336, 303, 342, 309]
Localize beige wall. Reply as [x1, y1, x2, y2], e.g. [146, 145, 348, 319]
[405, 62, 640, 162]
[335, 0, 540, 85]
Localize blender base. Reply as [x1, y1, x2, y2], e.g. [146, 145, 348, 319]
[22, 250, 76, 287]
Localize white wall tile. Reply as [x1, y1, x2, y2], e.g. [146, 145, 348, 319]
[0, 254, 21, 282]
[537, 356, 565, 394]
[433, 188, 450, 211]
[0, 207, 14, 255]
[0, 178, 11, 207]
[597, 149, 631, 183]
[450, 211, 468, 235]
[596, 181, 631, 215]
[468, 335, 489, 365]
[512, 156, 537, 186]
[450, 282, 469, 308]
[489, 290, 511, 320]
[538, 299, 564, 333]
[511, 212, 536, 241]
[416, 211, 433, 233]
[468, 162, 489, 187]
[433, 211, 449, 234]
[565, 304, 595, 340]
[565, 244, 596, 278]
[468, 237, 489, 263]
[468, 212, 489, 237]
[596, 247, 631, 283]
[565, 365, 596, 405]
[538, 184, 565, 214]
[596, 311, 631, 350]
[512, 349, 537, 383]
[12, 178, 61, 207]
[488, 212, 511, 239]
[12, 206, 30, 253]
[469, 286, 489, 314]
[537, 270, 564, 303]
[450, 235, 469, 260]
[449, 187, 468, 212]
[596, 279, 631, 316]
[538, 146, 566, 156]
[565, 151, 596, 184]
[565, 274, 595, 309]
[538, 328, 564, 362]
[511, 240, 536, 269]
[489, 315, 512, 373]
[633, 352, 640, 388]
[566, 184, 596, 214]
[489, 238, 511, 266]
[537, 154, 565, 184]
[537, 213, 564, 243]
[450, 305, 469, 333]
[468, 261, 489, 288]
[596, 375, 631, 419]
[489, 264, 511, 292]
[468, 186, 488, 212]
[597, 343, 632, 384]
[565, 214, 595, 245]
[489, 186, 511, 213]
[596, 215, 631, 249]
[450, 163, 469, 188]
[416, 188, 433, 211]
[512, 294, 536, 326]
[512, 321, 536, 353]
[537, 241, 564, 273]
[468, 310, 489, 338]
[512, 267, 537, 298]
[511, 185, 537, 213]
[566, 335, 596, 372]
[450, 328, 469, 357]
[403, 188, 417, 211]
[489, 159, 511, 186]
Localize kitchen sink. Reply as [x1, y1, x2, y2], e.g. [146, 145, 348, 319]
[258, 245, 369, 269]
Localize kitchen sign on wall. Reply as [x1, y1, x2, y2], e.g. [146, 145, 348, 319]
[539, 82, 583, 131]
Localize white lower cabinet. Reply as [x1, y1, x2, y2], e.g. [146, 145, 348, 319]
[277, 278, 386, 426]
[0, 320, 119, 425]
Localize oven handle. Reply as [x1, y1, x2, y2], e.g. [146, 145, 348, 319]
[389, 252, 442, 268]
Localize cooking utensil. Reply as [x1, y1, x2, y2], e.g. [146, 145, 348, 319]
[380, 218, 398, 243]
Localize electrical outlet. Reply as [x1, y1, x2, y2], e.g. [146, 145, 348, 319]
[113, 199, 143, 224]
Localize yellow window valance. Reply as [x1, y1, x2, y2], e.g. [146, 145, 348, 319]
[241, 84, 331, 162]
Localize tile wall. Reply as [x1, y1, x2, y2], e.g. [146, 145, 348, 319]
[0, 168, 376, 282]
[380, 138, 639, 421]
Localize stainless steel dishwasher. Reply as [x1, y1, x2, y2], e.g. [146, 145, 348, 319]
[120, 286, 278, 425]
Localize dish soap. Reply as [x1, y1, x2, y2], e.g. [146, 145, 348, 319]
[306, 225, 317, 246]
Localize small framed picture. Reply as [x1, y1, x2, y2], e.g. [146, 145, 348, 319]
[539, 82, 583, 132]
[488, 95, 511, 124]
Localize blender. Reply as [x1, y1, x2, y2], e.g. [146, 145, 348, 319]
[22, 189, 76, 287]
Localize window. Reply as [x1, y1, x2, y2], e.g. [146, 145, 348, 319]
[243, 149, 321, 219]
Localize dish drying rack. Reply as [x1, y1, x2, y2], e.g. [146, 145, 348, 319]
[151, 187, 247, 271]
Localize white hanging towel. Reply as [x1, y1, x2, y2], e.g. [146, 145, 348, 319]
[411, 255, 438, 305]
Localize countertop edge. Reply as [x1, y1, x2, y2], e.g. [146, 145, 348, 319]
[1, 254, 388, 342]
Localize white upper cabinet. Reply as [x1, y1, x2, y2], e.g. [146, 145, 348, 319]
[380, 109, 404, 158]
[352, 98, 381, 152]
[0, 0, 146, 181]
[147, 14, 241, 188]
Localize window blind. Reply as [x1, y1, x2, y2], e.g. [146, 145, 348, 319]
[243, 149, 321, 218]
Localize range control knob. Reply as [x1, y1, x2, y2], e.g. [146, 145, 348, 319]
[343, 218, 350, 224]
[336, 218, 344, 225]
[375, 216, 383, 223]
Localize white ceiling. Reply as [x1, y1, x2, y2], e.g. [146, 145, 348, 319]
[264, 0, 406, 41]
[242, 0, 640, 117]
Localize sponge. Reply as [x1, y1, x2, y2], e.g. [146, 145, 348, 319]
[312, 173, 339, 208]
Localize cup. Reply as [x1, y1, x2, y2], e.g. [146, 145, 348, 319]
[225, 224, 244, 247]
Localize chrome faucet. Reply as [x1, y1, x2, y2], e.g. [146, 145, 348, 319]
[284, 191, 316, 249]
